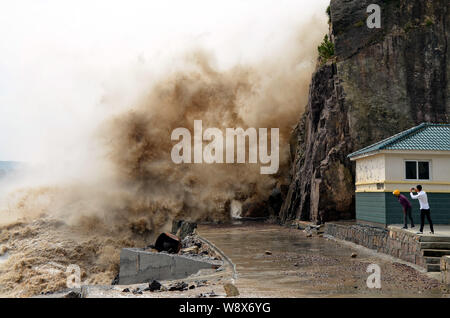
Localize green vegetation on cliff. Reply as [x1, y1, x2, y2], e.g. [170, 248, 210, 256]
[317, 35, 335, 64]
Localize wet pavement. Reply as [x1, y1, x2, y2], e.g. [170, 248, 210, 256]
[198, 222, 448, 298]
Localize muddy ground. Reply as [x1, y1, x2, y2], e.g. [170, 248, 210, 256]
[197, 222, 448, 298]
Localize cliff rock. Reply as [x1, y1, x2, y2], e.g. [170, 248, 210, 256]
[280, 0, 449, 223]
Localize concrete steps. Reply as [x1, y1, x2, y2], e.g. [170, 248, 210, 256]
[426, 264, 441, 272]
[422, 249, 450, 257]
[420, 242, 450, 249]
[421, 237, 450, 272]
[424, 256, 442, 272]
[420, 236, 450, 243]
[424, 256, 441, 264]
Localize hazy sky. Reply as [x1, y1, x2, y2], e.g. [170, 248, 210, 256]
[0, 0, 329, 162]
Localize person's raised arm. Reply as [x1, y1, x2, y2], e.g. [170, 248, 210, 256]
[410, 188, 419, 199]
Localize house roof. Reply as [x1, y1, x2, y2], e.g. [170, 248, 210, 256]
[348, 123, 450, 159]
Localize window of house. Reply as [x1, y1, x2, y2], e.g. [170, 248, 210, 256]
[405, 160, 431, 180]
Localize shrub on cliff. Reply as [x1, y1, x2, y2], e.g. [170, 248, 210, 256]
[318, 34, 334, 64]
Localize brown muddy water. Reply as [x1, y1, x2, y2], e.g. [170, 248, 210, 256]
[198, 222, 447, 298]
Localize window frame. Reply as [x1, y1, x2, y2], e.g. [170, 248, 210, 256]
[404, 159, 432, 181]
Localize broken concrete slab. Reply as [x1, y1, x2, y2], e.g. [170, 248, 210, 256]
[118, 248, 223, 285]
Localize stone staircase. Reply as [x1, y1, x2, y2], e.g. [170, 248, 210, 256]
[421, 236, 450, 272]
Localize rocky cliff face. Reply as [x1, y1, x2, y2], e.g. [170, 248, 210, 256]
[280, 0, 449, 224]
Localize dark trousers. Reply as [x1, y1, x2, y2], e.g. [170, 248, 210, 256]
[403, 207, 414, 227]
[420, 209, 434, 233]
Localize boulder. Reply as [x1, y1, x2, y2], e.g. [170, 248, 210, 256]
[223, 283, 240, 297]
[147, 280, 162, 292]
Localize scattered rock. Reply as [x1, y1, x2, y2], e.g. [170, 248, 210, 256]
[306, 233, 312, 238]
[132, 288, 142, 295]
[169, 281, 188, 291]
[223, 283, 240, 297]
[122, 288, 130, 293]
[182, 246, 199, 254]
[132, 288, 143, 295]
[198, 290, 218, 298]
[146, 280, 162, 292]
[189, 285, 196, 290]
[63, 290, 81, 298]
[196, 280, 208, 287]
[181, 235, 220, 260]
[351, 253, 357, 258]
[265, 250, 272, 255]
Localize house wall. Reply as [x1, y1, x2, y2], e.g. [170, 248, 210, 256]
[355, 154, 386, 192]
[354, 151, 450, 225]
[355, 152, 450, 193]
[384, 152, 450, 192]
[355, 154, 385, 183]
[355, 192, 386, 224]
[356, 192, 450, 225]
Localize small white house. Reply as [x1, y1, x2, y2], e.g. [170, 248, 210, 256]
[348, 123, 450, 225]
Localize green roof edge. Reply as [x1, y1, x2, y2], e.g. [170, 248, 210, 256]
[347, 123, 450, 159]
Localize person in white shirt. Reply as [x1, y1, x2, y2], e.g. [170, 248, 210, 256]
[410, 185, 434, 234]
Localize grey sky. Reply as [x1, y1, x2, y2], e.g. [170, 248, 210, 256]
[0, 0, 329, 162]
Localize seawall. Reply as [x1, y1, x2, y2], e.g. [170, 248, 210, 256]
[325, 223, 425, 267]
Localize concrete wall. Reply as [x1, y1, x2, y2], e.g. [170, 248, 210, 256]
[325, 223, 425, 267]
[119, 248, 222, 285]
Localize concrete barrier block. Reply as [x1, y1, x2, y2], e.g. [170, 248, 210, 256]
[118, 248, 223, 285]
